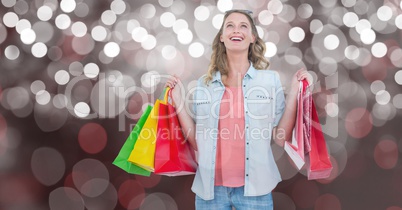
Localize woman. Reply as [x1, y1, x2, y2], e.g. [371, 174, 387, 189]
[166, 9, 309, 210]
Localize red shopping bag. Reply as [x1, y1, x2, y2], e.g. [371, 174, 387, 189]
[304, 80, 332, 180]
[154, 89, 197, 176]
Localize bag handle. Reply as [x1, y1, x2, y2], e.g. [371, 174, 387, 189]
[158, 87, 170, 103]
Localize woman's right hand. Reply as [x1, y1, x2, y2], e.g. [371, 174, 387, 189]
[164, 75, 183, 106]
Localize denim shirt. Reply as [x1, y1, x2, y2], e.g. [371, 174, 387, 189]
[190, 63, 286, 200]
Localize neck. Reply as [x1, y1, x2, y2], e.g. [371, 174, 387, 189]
[226, 51, 250, 77]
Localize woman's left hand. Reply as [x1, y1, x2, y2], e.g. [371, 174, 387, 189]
[290, 68, 310, 94]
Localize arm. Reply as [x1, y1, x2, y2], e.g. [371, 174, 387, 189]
[166, 76, 198, 151]
[273, 69, 309, 147]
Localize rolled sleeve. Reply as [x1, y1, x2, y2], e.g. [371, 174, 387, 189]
[273, 72, 285, 127]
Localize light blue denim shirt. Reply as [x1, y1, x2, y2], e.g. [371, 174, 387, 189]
[190, 63, 286, 200]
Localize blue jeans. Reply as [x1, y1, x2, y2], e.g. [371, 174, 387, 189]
[195, 186, 273, 210]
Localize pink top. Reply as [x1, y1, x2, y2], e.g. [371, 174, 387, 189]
[215, 86, 245, 187]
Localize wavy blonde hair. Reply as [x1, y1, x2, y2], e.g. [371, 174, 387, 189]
[204, 10, 269, 84]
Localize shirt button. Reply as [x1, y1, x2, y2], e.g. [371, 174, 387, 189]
[243, 85, 246, 87]
[245, 111, 248, 114]
[246, 158, 249, 160]
[246, 142, 249, 145]
[246, 174, 249, 177]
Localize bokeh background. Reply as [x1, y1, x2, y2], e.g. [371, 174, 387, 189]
[1, 0, 402, 209]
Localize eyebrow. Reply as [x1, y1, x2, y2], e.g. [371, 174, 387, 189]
[225, 21, 250, 26]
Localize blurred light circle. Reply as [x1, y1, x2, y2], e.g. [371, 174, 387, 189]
[173, 19, 188, 34]
[370, 80, 385, 94]
[343, 12, 358, 27]
[355, 19, 371, 34]
[344, 45, 359, 60]
[37, 5, 53, 21]
[396, 15, 402, 29]
[273, 192, 296, 209]
[324, 34, 339, 50]
[319, 0, 337, 7]
[377, 6, 392, 21]
[212, 14, 224, 30]
[374, 139, 398, 169]
[141, 71, 161, 88]
[104, 42, 120, 57]
[162, 45, 177, 60]
[360, 29, 376, 45]
[91, 25, 108, 41]
[31, 42, 47, 58]
[354, 48, 371, 66]
[158, 0, 173, 7]
[4, 45, 20, 60]
[2, 0, 16, 7]
[71, 21, 87, 37]
[265, 42, 277, 57]
[297, 3, 313, 19]
[3, 12, 19, 28]
[55, 14, 71, 30]
[139, 193, 178, 210]
[118, 179, 145, 209]
[13, 0, 28, 15]
[342, 0, 356, 7]
[6, 87, 29, 109]
[73, 158, 109, 196]
[315, 194, 341, 210]
[371, 42, 387, 58]
[111, 0, 126, 15]
[20, 28, 36, 44]
[15, 19, 31, 34]
[289, 27, 305, 43]
[345, 108, 372, 138]
[393, 94, 402, 109]
[0, 24, 7, 44]
[74, 102, 90, 118]
[280, 4, 297, 22]
[47, 46, 62, 60]
[84, 63, 99, 78]
[256, 26, 264, 39]
[69, 61, 83, 76]
[395, 70, 402, 85]
[376, 90, 391, 105]
[31, 147, 65, 186]
[160, 12, 176, 28]
[177, 29, 193, 44]
[319, 57, 338, 76]
[101, 10, 117, 25]
[33, 21, 55, 43]
[131, 27, 148, 42]
[30, 80, 46, 94]
[267, 0, 283, 14]
[53, 94, 68, 109]
[310, 19, 323, 34]
[390, 48, 402, 68]
[284, 47, 302, 65]
[83, 182, 118, 210]
[74, 2, 89, 18]
[325, 102, 339, 117]
[60, 0, 76, 13]
[90, 77, 126, 118]
[171, 0, 186, 15]
[49, 187, 84, 210]
[372, 103, 394, 122]
[194, 5, 210, 21]
[55, 70, 70, 85]
[135, 174, 162, 188]
[141, 35, 157, 50]
[258, 10, 274, 25]
[217, 0, 233, 12]
[36, 90, 51, 105]
[78, 123, 107, 155]
[188, 42, 204, 58]
[140, 4, 156, 19]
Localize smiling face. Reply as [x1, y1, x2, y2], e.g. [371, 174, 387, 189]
[220, 12, 256, 53]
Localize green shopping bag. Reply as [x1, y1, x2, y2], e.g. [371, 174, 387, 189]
[112, 105, 153, 176]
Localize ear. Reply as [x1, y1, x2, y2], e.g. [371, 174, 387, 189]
[220, 34, 223, 42]
[251, 34, 256, 43]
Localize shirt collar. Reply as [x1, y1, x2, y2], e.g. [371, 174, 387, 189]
[212, 62, 257, 83]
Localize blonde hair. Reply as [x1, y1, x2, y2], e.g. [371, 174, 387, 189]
[204, 10, 269, 84]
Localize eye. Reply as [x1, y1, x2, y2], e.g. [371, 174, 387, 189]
[226, 24, 233, 28]
[241, 24, 248, 28]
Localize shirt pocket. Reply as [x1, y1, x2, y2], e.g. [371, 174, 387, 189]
[245, 86, 275, 122]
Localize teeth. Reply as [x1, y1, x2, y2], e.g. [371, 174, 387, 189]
[231, 37, 242, 41]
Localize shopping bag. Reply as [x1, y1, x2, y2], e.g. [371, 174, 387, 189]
[128, 88, 169, 172]
[112, 105, 152, 176]
[307, 97, 333, 180]
[284, 81, 307, 170]
[154, 89, 197, 176]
